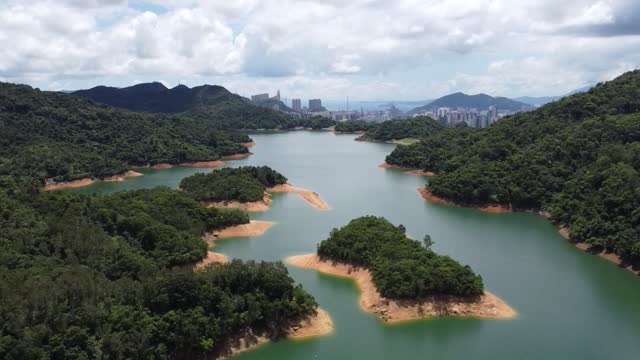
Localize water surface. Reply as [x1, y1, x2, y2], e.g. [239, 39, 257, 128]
[73, 131, 640, 360]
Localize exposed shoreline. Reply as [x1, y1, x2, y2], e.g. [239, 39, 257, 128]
[213, 220, 274, 239]
[207, 192, 272, 212]
[214, 308, 333, 360]
[538, 213, 640, 276]
[240, 141, 256, 147]
[207, 183, 330, 212]
[378, 162, 437, 177]
[180, 160, 225, 168]
[417, 187, 512, 214]
[269, 183, 331, 210]
[418, 188, 639, 275]
[42, 170, 144, 191]
[193, 221, 275, 269]
[287, 254, 516, 322]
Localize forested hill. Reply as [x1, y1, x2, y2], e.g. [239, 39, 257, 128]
[359, 116, 443, 142]
[181, 166, 288, 203]
[408, 92, 531, 114]
[72, 82, 299, 129]
[385, 69, 640, 265]
[72, 82, 231, 113]
[0, 82, 250, 186]
[317, 216, 484, 298]
[0, 186, 318, 359]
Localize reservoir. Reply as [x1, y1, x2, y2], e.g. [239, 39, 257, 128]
[72, 131, 640, 360]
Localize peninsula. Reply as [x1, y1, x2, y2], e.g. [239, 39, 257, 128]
[180, 166, 330, 211]
[288, 216, 515, 322]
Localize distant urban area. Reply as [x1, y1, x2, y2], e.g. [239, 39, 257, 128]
[250, 90, 536, 128]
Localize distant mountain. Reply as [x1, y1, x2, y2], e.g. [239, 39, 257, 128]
[71, 82, 297, 130]
[513, 84, 596, 107]
[408, 92, 531, 114]
[72, 82, 239, 113]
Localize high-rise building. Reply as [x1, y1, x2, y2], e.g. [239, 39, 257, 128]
[488, 105, 498, 121]
[309, 99, 322, 112]
[292, 98, 302, 111]
[272, 90, 281, 101]
[251, 93, 269, 102]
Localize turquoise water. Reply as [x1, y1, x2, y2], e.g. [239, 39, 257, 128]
[73, 131, 640, 360]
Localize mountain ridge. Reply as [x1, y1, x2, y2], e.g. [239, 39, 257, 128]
[408, 92, 531, 114]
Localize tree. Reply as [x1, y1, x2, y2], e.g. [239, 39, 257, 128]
[423, 235, 434, 249]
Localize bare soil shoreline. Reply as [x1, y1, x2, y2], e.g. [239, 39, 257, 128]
[207, 183, 330, 212]
[193, 221, 274, 269]
[214, 308, 333, 360]
[418, 188, 639, 275]
[41, 147, 255, 190]
[287, 254, 516, 322]
[544, 215, 640, 276]
[417, 187, 512, 214]
[43, 170, 144, 191]
[213, 220, 274, 239]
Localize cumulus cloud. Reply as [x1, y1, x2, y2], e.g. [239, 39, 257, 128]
[0, 0, 639, 98]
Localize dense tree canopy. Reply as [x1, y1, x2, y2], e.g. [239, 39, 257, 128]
[360, 116, 443, 141]
[385, 70, 640, 265]
[0, 187, 317, 359]
[180, 166, 288, 203]
[317, 216, 484, 299]
[0, 83, 250, 185]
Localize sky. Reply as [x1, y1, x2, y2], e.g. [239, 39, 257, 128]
[1, 0, 640, 101]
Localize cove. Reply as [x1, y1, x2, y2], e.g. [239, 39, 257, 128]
[70, 131, 640, 359]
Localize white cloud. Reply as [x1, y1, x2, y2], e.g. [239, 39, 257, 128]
[1, 0, 639, 98]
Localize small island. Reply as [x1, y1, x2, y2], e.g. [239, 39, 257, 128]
[180, 166, 330, 211]
[288, 216, 515, 322]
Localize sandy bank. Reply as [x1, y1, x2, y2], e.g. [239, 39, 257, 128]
[240, 141, 256, 147]
[214, 308, 333, 360]
[554, 223, 640, 275]
[207, 193, 272, 212]
[378, 162, 437, 177]
[207, 184, 330, 212]
[149, 163, 174, 169]
[181, 160, 225, 168]
[418, 187, 512, 214]
[404, 169, 437, 176]
[222, 152, 254, 160]
[43, 178, 95, 191]
[270, 183, 330, 210]
[104, 170, 144, 182]
[287, 254, 516, 322]
[194, 222, 274, 269]
[194, 251, 228, 269]
[212, 220, 274, 239]
[43, 170, 144, 191]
